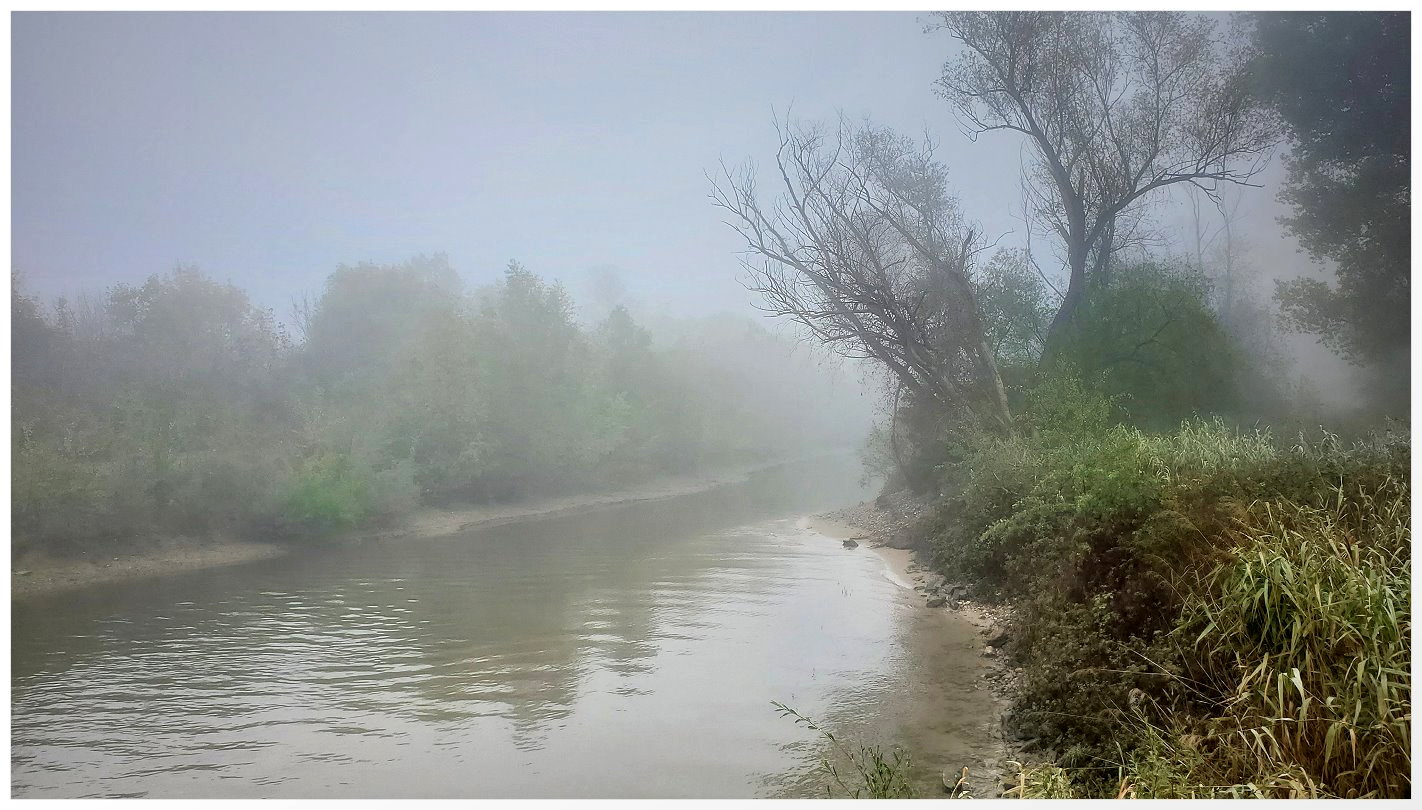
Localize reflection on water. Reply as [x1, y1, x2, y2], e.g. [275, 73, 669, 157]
[11, 457, 984, 799]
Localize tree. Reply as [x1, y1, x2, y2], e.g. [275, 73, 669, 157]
[710, 120, 1014, 436]
[973, 249, 1053, 367]
[12, 274, 58, 390]
[1249, 12, 1410, 371]
[1055, 262, 1241, 426]
[930, 11, 1276, 349]
[301, 253, 462, 391]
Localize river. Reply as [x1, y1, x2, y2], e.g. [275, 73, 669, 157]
[11, 456, 999, 799]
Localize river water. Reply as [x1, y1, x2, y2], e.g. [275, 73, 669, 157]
[11, 456, 998, 799]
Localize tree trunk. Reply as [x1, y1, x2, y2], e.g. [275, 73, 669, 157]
[976, 341, 1016, 437]
[1043, 239, 1089, 358]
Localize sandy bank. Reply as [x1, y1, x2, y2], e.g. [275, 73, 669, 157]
[802, 514, 916, 587]
[11, 457, 799, 601]
[10, 540, 286, 601]
[356, 458, 792, 544]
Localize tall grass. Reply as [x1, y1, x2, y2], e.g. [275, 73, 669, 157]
[771, 702, 916, 798]
[1163, 477, 1411, 798]
[927, 413, 1411, 798]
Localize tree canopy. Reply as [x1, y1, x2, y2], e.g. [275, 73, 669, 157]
[1251, 12, 1410, 375]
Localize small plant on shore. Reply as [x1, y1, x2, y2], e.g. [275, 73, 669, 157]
[772, 701, 915, 798]
[1003, 760, 1077, 799]
[945, 765, 973, 799]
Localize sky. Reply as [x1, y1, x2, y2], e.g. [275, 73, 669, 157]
[13, 11, 1330, 328]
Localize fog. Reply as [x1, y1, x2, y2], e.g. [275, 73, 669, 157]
[11, 10, 1410, 802]
[13, 11, 1390, 425]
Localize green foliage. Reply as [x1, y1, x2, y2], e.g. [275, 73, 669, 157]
[11, 425, 108, 554]
[973, 249, 1052, 366]
[1250, 12, 1410, 372]
[279, 452, 376, 533]
[1056, 263, 1241, 427]
[925, 403, 1410, 798]
[12, 260, 855, 555]
[1167, 480, 1411, 798]
[772, 702, 915, 799]
[12, 268, 295, 552]
[300, 254, 461, 391]
[1018, 366, 1116, 449]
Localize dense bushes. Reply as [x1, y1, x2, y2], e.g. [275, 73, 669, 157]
[12, 260, 862, 555]
[923, 374, 1410, 798]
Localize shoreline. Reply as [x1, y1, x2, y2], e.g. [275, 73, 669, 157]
[10, 539, 287, 601]
[354, 457, 797, 544]
[807, 496, 1027, 798]
[10, 456, 803, 601]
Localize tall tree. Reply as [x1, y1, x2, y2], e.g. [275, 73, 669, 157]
[930, 11, 1276, 348]
[710, 120, 1014, 435]
[1250, 12, 1410, 370]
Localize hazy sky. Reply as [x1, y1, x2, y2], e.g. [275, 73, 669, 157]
[14, 11, 1323, 323]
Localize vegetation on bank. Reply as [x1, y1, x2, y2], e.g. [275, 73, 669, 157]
[726, 12, 1410, 798]
[11, 258, 862, 558]
[914, 376, 1409, 798]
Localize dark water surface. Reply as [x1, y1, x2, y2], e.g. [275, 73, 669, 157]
[12, 457, 994, 799]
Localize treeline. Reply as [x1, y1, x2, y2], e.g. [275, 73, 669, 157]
[12, 255, 863, 555]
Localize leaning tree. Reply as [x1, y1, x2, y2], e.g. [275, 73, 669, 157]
[709, 120, 1014, 437]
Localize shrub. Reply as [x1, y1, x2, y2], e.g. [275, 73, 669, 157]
[772, 702, 916, 799]
[280, 452, 377, 534]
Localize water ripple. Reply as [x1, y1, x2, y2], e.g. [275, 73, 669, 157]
[12, 461, 907, 798]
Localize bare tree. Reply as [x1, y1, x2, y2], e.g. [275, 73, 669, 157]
[1188, 183, 1245, 326]
[709, 120, 1014, 434]
[930, 11, 1277, 349]
[290, 293, 317, 343]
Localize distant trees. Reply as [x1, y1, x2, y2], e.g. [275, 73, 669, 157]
[11, 260, 860, 554]
[1249, 13, 1410, 381]
[710, 121, 1014, 436]
[930, 11, 1277, 349]
[12, 269, 294, 551]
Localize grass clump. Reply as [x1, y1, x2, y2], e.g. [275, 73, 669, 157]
[1166, 479, 1411, 798]
[924, 375, 1410, 799]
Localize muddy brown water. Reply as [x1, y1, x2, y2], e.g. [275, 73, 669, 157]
[11, 457, 997, 799]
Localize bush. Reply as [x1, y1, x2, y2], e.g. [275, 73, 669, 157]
[11, 432, 108, 554]
[280, 452, 377, 534]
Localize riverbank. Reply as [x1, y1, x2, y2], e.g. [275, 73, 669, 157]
[10, 457, 798, 601]
[354, 457, 794, 544]
[809, 494, 1035, 799]
[10, 539, 287, 600]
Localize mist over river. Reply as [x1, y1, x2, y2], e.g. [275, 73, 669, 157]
[12, 456, 997, 799]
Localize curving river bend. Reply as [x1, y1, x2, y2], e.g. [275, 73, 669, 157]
[11, 456, 998, 799]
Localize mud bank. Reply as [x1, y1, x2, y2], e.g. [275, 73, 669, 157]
[356, 458, 794, 543]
